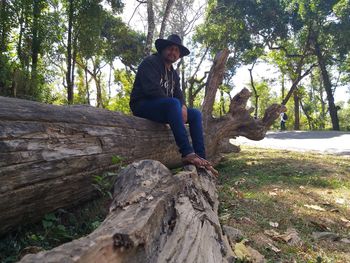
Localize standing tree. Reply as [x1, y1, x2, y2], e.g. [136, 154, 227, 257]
[292, 0, 350, 130]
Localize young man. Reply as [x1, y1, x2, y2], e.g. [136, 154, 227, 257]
[130, 34, 218, 176]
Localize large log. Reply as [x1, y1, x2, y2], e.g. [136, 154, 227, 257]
[0, 88, 283, 234]
[19, 160, 236, 263]
[0, 97, 177, 235]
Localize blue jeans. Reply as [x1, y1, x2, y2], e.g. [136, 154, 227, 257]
[280, 121, 286, 130]
[132, 97, 206, 158]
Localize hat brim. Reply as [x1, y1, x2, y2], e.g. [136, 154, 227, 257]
[155, 39, 190, 58]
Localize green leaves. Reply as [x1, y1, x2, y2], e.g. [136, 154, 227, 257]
[92, 155, 123, 199]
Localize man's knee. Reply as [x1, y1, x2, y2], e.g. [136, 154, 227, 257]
[162, 97, 181, 111]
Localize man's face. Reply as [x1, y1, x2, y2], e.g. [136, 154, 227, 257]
[162, 45, 180, 64]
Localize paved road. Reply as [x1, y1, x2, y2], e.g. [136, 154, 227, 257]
[232, 131, 350, 156]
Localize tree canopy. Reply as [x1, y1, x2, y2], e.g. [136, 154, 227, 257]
[0, 0, 349, 130]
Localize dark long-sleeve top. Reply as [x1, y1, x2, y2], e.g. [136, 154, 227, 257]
[129, 53, 185, 113]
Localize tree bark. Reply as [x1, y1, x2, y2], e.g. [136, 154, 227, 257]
[0, 88, 283, 234]
[293, 89, 300, 130]
[17, 8, 25, 69]
[144, 0, 155, 56]
[158, 0, 175, 39]
[319, 80, 326, 129]
[0, 0, 7, 53]
[300, 99, 313, 130]
[281, 72, 285, 101]
[19, 160, 235, 263]
[202, 49, 230, 126]
[314, 41, 340, 130]
[85, 64, 91, 105]
[66, 0, 74, 104]
[248, 60, 258, 119]
[31, 0, 40, 72]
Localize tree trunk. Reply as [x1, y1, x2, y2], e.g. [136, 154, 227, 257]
[96, 75, 103, 108]
[281, 72, 285, 101]
[19, 160, 235, 263]
[293, 89, 300, 130]
[248, 61, 258, 118]
[314, 41, 340, 130]
[202, 49, 230, 126]
[30, 0, 41, 96]
[158, 0, 175, 39]
[31, 0, 40, 72]
[144, 0, 155, 56]
[219, 89, 224, 117]
[300, 99, 313, 130]
[319, 82, 326, 129]
[66, 0, 74, 104]
[0, 88, 283, 234]
[0, 0, 9, 92]
[108, 63, 112, 100]
[17, 8, 25, 69]
[85, 65, 90, 105]
[0, 0, 7, 53]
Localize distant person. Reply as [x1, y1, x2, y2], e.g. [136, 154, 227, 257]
[129, 34, 218, 176]
[280, 110, 288, 131]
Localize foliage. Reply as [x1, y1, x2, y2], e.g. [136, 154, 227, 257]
[0, 0, 349, 128]
[250, 80, 279, 119]
[0, 0, 145, 107]
[106, 69, 135, 114]
[338, 102, 350, 131]
[102, 14, 145, 68]
[92, 155, 124, 199]
[92, 172, 118, 199]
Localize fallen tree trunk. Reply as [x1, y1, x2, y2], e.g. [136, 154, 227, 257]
[19, 160, 236, 263]
[0, 89, 283, 234]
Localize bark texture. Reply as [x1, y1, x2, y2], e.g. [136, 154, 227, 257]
[144, 0, 155, 56]
[158, 0, 175, 39]
[314, 41, 340, 130]
[0, 88, 283, 234]
[19, 160, 235, 263]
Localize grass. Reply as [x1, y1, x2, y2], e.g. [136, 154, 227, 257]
[217, 146, 350, 263]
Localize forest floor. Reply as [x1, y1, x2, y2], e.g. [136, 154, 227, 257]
[217, 146, 350, 262]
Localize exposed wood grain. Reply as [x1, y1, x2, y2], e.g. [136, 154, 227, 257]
[20, 160, 235, 263]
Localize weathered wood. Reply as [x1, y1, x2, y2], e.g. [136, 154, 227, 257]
[19, 160, 235, 263]
[0, 90, 283, 234]
[0, 98, 176, 234]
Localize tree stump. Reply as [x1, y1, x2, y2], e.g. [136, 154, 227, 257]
[19, 160, 235, 263]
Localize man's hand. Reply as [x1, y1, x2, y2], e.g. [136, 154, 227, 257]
[182, 105, 188, 124]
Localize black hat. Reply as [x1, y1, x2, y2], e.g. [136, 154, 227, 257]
[155, 34, 190, 58]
